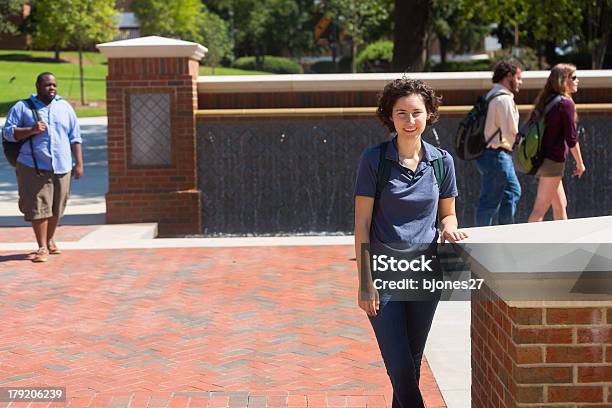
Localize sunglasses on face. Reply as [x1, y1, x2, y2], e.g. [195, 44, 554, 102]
[571, 75, 578, 81]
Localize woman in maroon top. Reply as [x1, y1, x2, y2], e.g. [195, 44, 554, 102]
[528, 63, 586, 222]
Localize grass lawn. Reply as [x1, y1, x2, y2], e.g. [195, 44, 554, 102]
[0, 50, 269, 117]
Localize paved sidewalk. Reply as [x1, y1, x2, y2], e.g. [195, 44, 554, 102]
[0, 245, 446, 408]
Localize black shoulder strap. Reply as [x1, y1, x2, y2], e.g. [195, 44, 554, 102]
[484, 91, 507, 145]
[24, 98, 41, 122]
[486, 91, 506, 103]
[375, 141, 392, 201]
[22, 98, 41, 174]
[543, 95, 564, 115]
[427, 146, 446, 189]
[371, 141, 392, 218]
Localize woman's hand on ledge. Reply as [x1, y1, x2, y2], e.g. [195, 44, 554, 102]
[441, 227, 469, 243]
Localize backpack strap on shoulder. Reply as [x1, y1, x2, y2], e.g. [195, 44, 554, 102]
[375, 141, 392, 201]
[543, 95, 564, 115]
[372, 140, 392, 217]
[484, 92, 506, 145]
[486, 91, 506, 102]
[23, 98, 41, 175]
[428, 147, 446, 189]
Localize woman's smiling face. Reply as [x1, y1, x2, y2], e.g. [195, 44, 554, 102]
[390, 94, 429, 139]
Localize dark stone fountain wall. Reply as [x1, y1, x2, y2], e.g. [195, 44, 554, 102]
[196, 113, 611, 236]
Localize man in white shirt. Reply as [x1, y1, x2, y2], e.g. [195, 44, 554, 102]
[475, 61, 523, 226]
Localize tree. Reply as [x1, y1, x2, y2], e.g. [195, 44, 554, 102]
[392, 0, 431, 72]
[430, 0, 491, 64]
[521, 0, 582, 66]
[200, 5, 232, 72]
[259, 0, 314, 57]
[131, 0, 204, 43]
[205, 0, 314, 61]
[0, 0, 27, 35]
[30, 0, 73, 60]
[327, 0, 389, 73]
[479, 0, 582, 67]
[580, 0, 612, 68]
[31, 0, 118, 104]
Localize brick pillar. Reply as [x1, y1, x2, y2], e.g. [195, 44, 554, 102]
[471, 285, 611, 407]
[97, 36, 207, 236]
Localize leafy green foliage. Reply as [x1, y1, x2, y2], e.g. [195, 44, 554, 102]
[491, 48, 539, 70]
[31, 0, 118, 51]
[205, 0, 314, 58]
[326, 0, 390, 72]
[356, 40, 393, 72]
[477, 0, 583, 65]
[233, 55, 303, 74]
[577, 0, 612, 68]
[430, 0, 491, 63]
[200, 5, 232, 70]
[29, 0, 117, 103]
[0, 0, 26, 34]
[430, 59, 491, 72]
[131, 0, 204, 43]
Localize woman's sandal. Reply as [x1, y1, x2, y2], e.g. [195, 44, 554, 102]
[32, 247, 49, 263]
[48, 240, 62, 255]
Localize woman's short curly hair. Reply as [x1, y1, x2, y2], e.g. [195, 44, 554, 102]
[376, 78, 442, 132]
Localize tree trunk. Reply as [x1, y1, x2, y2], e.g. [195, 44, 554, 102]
[392, 0, 431, 72]
[54, 46, 60, 62]
[593, 32, 610, 69]
[439, 37, 448, 65]
[351, 40, 357, 73]
[78, 43, 85, 106]
[537, 42, 543, 70]
[592, 3, 611, 69]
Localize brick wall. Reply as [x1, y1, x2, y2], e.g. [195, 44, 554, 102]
[105, 57, 202, 236]
[472, 285, 611, 407]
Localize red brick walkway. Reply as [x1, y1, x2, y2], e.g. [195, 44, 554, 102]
[0, 246, 446, 408]
[0, 225, 97, 243]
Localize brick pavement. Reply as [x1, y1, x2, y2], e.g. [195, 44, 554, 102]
[0, 226, 97, 244]
[0, 246, 446, 408]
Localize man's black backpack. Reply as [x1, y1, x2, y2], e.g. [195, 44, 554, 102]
[2, 98, 40, 171]
[454, 92, 505, 160]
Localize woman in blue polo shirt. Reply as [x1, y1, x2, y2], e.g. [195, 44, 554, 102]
[354, 78, 468, 408]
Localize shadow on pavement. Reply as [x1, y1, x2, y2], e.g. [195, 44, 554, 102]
[0, 252, 31, 262]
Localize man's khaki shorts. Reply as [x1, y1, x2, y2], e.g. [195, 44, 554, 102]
[16, 162, 72, 221]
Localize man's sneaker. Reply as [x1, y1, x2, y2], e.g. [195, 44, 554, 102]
[32, 247, 49, 263]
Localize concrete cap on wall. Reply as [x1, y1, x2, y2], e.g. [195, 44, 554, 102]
[197, 70, 612, 93]
[97, 36, 207, 60]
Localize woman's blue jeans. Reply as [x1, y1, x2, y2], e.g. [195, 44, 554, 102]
[369, 299, 439, 408]
[475, 149, 522, 226]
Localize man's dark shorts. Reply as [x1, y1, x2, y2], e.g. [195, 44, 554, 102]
[16, 162, 71, 221]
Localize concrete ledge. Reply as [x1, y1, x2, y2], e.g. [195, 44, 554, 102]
[197, 70, 612, 93]
[195, 103, 612, 118]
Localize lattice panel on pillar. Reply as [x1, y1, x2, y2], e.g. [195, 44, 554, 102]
[130, 93, 172, 166]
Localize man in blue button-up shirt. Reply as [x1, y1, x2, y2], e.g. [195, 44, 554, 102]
[2, 72, 83, 262]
